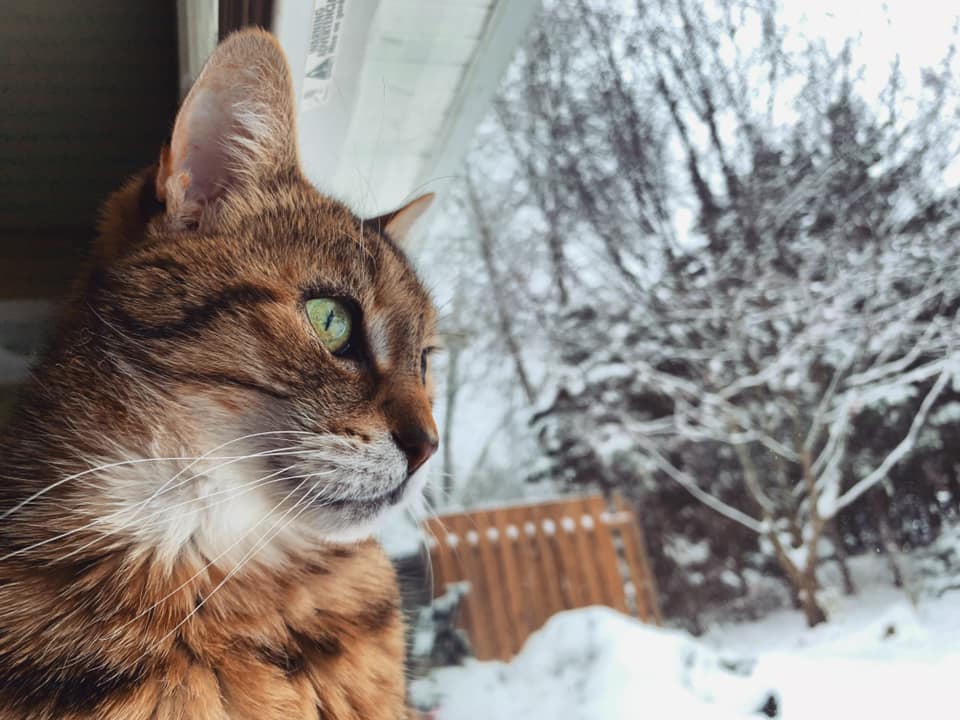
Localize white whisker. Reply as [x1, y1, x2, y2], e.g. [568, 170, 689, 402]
[0, 442, 315, 562]
[1, 430, 313, 520]
[48, 463, 313, 566]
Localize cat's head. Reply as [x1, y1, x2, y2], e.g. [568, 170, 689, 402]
[72, 30, 438, 556]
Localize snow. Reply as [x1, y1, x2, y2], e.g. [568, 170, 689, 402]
[930, 401, 960, 425]
[704, 587, 960, 719]
[665, 536, 712, 566]
[414, 607, 773, 720]
[413, 557, 960, 719]
[584, 362, 634, 384]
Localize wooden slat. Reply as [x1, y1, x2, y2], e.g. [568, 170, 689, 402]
[473, 512, 511, 659]
[505, 506, 551, 636]
[568, 497, 606, 607]
[588, 496, 629, 613]
[525, 506, 567, 621]
[491, 508, 528, 654]
[534, 502, 576, 610]
[424, 494, 660, 660]
[508, 511, 537, 640]
[552, 503, 588, 608]
[445, 514, 493, 659]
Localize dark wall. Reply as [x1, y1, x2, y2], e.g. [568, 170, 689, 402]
[0, 0, 179, 299]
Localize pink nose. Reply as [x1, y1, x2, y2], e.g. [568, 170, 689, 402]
[393, 426, 439, 476]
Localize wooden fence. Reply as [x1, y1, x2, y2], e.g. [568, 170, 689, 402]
[424, 494, 661, 661]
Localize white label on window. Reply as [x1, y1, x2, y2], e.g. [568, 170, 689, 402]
[302, 0, 348, 109]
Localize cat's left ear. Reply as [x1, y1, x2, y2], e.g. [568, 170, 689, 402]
[367, 194, 436, 244]
[156, 29, 298, 227]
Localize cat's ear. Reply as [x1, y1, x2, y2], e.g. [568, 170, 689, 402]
[367, 194, 436, 244]
[156, 29, 298, 226]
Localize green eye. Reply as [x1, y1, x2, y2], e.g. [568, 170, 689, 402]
[305, 298, 352, 353]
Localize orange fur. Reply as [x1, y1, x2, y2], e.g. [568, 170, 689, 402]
[0, 29, 435, 719]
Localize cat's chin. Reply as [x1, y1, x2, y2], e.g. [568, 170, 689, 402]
[303, 464, 429, 544]
[252, 429, 420, 542]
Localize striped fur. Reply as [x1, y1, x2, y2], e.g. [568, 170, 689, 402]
[0, 30, 435, 719]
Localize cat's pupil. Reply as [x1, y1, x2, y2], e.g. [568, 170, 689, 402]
[324, 310, 334, 331]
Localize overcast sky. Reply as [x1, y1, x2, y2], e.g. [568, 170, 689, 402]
[786, 1, 958, 75]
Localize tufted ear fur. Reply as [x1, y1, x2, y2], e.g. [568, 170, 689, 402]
[367, 193, 435, 245]
[156, 29, 299, 226]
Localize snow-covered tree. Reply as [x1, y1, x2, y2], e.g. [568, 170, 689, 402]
[427, 0, 960, 626]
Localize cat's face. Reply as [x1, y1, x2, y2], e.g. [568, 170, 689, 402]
[79, 30, 438, 554]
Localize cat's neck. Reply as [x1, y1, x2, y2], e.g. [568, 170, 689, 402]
[0, 533, 407, 718]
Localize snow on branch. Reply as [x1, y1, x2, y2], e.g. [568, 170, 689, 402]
[833, 353, 958, 515]
[636, 437, 764, 534]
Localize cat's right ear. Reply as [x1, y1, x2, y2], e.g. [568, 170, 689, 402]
[367, 194, 436, 245]
[156, 29, 299, 228]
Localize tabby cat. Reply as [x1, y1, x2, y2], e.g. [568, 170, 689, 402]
[0, 29, 438, 719]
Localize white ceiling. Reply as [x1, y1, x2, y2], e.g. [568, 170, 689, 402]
[275, 0, 540, 228]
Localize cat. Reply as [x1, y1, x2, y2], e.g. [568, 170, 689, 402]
[0, 29, 438, 719]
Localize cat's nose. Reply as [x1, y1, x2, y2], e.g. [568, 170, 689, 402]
[393, 425, 439, 476]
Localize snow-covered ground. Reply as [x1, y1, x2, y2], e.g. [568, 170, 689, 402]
[704, 588, 960, 718]
[413, 551, 960, 719]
